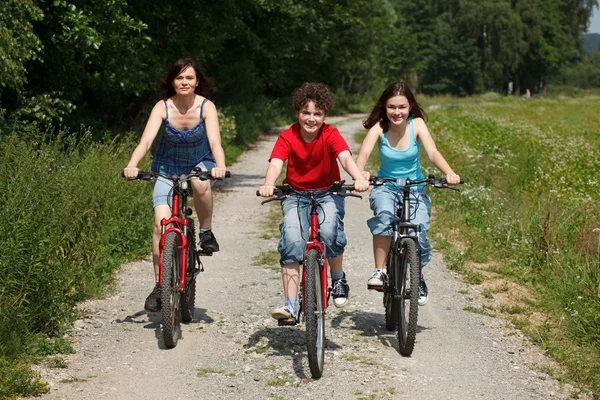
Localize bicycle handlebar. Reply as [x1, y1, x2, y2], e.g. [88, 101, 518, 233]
[121, 169, 231, 181]
[369, 174, 464, 191]
[256, 182, 362, 205]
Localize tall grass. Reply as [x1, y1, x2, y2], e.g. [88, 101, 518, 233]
[0, 129, 152, 397]
[418, 96, 600, 395]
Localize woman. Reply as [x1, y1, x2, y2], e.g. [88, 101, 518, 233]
[123, 58, 226, 312]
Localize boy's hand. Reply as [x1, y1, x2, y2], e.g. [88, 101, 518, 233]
[258, 184, 276, 197]
[361, 170, 370, 180]
[353, 179, 370, 192]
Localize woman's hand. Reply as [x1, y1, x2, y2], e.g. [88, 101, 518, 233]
[361, 170, 371, 181]
[211, 166, 227, 179]
[123, 166, 139, 179]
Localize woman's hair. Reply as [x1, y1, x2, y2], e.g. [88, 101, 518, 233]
[291, 82, 335, 114]
[363, 82, 427, 131]
[159, 58, 215, 99]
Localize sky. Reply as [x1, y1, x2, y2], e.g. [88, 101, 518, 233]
[589, 6, 600, 34]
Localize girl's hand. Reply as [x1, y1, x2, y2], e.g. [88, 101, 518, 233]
[258, 184, 275, 197]
[123, 166, 139, 179]
[211, 167, 227, 179]
[361, 170, 371, 180]
[445, 172, 461, 185]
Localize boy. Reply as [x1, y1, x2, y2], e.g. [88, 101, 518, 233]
[258, 82, 369, 321]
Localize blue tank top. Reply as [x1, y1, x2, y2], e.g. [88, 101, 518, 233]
[377, 117, 425, 187]
[151, 98, 215, 175]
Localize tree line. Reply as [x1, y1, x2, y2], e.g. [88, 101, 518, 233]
[1, 0, 598, 135]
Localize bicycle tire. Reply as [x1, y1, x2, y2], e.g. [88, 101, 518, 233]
[181, 219, 196, 323]
[397, 238, 419, 356]
[305, 248, 325, 379]
[161, 231, 181, 348]
[384, 238, 400, 331]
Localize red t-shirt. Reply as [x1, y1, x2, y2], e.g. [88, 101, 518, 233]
[269, 122, 350, 190]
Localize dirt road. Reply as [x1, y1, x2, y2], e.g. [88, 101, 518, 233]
[37, 116, 575, 400]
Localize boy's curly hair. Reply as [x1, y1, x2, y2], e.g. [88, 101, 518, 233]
[291, 82, 335, 114]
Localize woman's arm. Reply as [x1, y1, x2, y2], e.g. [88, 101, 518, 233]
[123, 101, 165, 178]
[203, 100, 227, 178]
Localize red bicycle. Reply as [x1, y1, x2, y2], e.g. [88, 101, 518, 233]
[124, 168, 230, 348]
[258, 182, 361, 378]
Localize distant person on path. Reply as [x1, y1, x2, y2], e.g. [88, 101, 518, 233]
[123, 58, 227, 312]
[356, 82, 460, 305]
[258, 82, 369, 321]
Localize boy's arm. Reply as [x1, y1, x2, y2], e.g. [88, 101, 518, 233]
[337, 151, 370, 192]
[258, 158, 284, 197]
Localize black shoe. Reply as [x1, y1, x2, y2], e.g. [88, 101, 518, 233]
[199, 229, 220, 253]
[144, 283, 161, 312]
[418, 278, 429, 306]
[331, 274, 350, 308]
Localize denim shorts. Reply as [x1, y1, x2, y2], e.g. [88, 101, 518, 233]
[277, 193, 347, 265]
[367, 185, 432, 268]
[152, 160, 216, 208]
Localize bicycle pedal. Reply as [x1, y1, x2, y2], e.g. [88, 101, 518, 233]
[278, 317, 298, 326]
[367, 285, 385, 292]
[196, 250, 213, 257]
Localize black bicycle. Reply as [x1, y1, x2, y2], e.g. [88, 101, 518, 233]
[369, 174, 462, 356]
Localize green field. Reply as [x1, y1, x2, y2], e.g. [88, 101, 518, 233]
[409, 95, 600, 396]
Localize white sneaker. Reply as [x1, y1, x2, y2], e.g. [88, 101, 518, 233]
[367, 269, 387, 289]
[271, 305, 295, 320]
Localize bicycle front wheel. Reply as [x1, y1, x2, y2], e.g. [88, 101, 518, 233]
[161, 231, 181, 348]
[305, 248, 325, 379]
[181, 219, 196, 323]
[384, 238, 399, 331]
[397, 238, 419, 356]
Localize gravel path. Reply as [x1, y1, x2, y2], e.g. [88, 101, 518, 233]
[37, 116, 577, 400]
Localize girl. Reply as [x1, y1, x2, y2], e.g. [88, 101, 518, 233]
[356, 82, 460, 305]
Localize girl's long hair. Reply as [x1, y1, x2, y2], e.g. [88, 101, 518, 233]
[159, 58, 215, 100]
[363, 82, 426, 132]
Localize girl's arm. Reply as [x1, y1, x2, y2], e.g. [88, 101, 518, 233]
[123, 101, 165, 178]
[258, 158, 285, 197]
[355, 125, 383, 180]
[337, 151, 369, 192]
[203, 100, 227, 178]
[414, 118, 460, 184]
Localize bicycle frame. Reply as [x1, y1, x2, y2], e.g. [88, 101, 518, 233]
[302, 200, 329, 314]
[158, 189, 191, 292]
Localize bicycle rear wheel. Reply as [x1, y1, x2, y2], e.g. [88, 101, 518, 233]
[397, 238, 419, 356]
[384, 238, 399, 331]
[181, 219, 196, 323]
[161, 231, 181, 348]
[305, 248, 325, 379]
